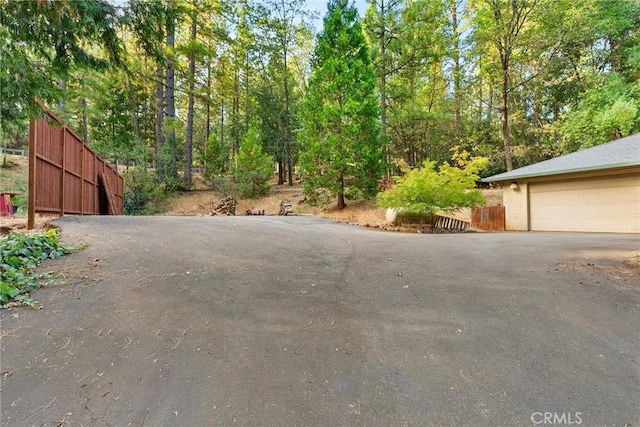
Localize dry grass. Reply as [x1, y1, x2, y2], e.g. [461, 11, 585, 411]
[316, 199, 386, 225]
[0, 154, 28, 179]
[2, 156, 505, 234]
[162, 177, 308, 216]
[0, 216, 59, 234]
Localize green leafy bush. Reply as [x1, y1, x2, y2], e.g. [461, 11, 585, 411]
[377, 151, 488, 218]
[0, 229, 73, 307]
[123, 167, 165, 215]
[235, 123, 273, 198]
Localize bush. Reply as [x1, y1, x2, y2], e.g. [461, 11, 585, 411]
[0, 229, 73, 307]
[123, 167, 165, 215]
[377, 151, 487, 218]
[235, 123, 273, 198]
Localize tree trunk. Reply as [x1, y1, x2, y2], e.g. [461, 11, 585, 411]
[81, 98, 89, 143]
[184, 15, 197, 186]
[278, 159, 284, 185]
[206, 62, 211, 143]
[233, 61, 240, 159]
[451, 0, 461, 140]
[337, 171, 346, 209]
[56, 79, 67, 113]
[220, 101, 225, 171]
[155, 62, 165, 179]
[126, 74, 140, 162]
[219, 60, 226, 171]
[165, 16, 177, 179]
[1, 128, 7, 167]
[283, 47, 294, 187]
[379, 0, 388, 176]
[501, 55, 514, 171]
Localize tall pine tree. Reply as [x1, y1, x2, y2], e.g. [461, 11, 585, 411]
[298, 0, 382, 209]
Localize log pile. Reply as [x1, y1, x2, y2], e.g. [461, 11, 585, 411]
[279, 200, 293, 216]
[211, 197, 236, 216]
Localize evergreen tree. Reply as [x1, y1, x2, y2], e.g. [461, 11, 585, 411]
[235, 122, 273, 198]
[298, 0, 382, 209]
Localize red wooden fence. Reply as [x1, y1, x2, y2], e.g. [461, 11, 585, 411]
[471, 206, 505, 231]
[28, 106, 123, 229]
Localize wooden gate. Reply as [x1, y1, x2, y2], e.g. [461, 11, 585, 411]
[471, 206, 505, 231]
[28, 106, 123, 229]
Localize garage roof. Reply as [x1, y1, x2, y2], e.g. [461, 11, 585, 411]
[484, 133, 640, 182]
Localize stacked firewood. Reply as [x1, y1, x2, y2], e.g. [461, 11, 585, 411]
[279, 200, 293, 216]
[211, 197, 236, 216]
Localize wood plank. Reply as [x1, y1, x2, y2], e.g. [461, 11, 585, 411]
[100, 172, 118, 215]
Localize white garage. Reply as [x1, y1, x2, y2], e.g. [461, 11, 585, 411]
[529, 173, 640, 232]
[484, 134, 640, 233]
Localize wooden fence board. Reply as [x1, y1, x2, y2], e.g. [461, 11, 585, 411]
[471, 206, 505, 231]
[28, 105, 123, 229]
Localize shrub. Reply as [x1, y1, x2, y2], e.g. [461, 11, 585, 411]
[0, 229, 73, 307]
[377, 151, 488, 218]
[235, 123, 273, 198]
[123, 167, 165, 215]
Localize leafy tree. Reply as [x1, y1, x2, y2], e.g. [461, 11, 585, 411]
[262, 0, 313, 186]
[377, 151, 487, 218]
[183, 8, 198, 187]
[298, 0, 382, 209]
[363, 0, 402, 171]
[255, 57, 290, 185]
[235, 122, 273, 198]
[562, 74, 639, 150]
[0, 0, 122, 129]
[203, 132, 227, 175]
[127, 0, 184, 182]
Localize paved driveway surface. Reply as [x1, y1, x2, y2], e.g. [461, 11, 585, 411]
[1, 216, 639, 426]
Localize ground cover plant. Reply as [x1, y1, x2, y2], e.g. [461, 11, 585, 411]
[0, 229, 73, 307]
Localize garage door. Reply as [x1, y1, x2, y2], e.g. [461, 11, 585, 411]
[529, 174, 640, 233]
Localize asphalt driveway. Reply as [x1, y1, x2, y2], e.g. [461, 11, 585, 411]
[1, 216, 639, 426]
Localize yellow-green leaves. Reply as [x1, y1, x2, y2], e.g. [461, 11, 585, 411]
[377, 152, 487, 215]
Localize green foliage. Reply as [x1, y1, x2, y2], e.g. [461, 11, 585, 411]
[0, 0, 123, 128]
[0, 229, 73, 307]
[85, 69, 139, 164]
[377, 151, 487, 216]
[235, 123, 273, 198]
[298, 0, 382, 208]
[3, 0, 636, 198]
[562, 74, 639, 150]
[123, 167, 165, 215]
[202, 133, 227, 183]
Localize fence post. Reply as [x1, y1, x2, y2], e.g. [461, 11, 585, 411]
[80, 138, 85, 214]
[60, 128, 66, 216]
[93, 152, 98, 213]
[28, 119, 37, 230]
